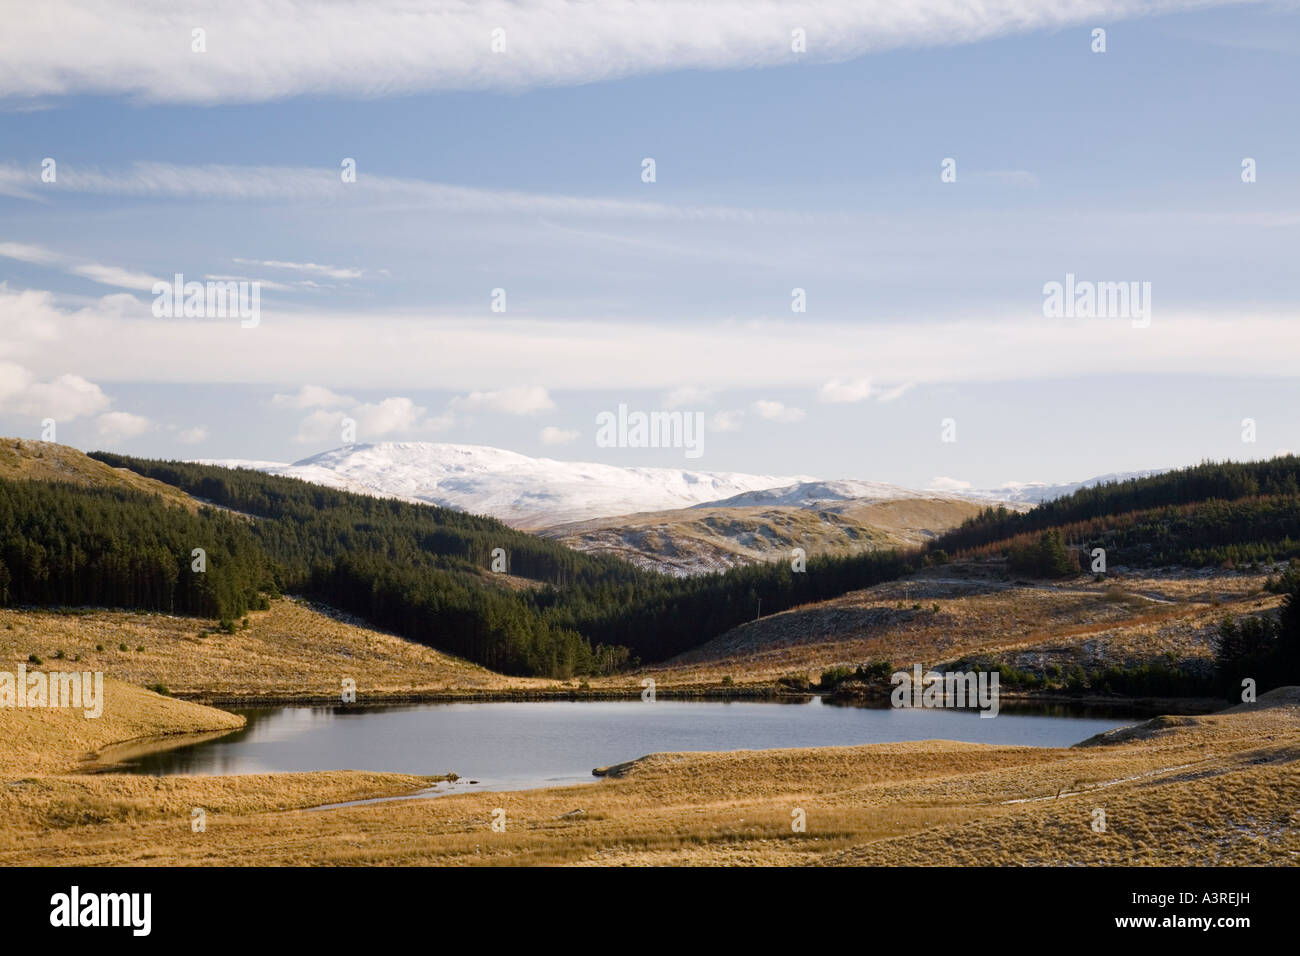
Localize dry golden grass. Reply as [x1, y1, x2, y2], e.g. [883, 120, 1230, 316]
[539, 497, 984, 574]
[0, 439, 197, 511]
[1, 689, 1295, 866]
[2, 566, 1274, 702]
[0, 677, 243, 776]
[0, 598, 551, 702]
[601, 566, 1280, 691]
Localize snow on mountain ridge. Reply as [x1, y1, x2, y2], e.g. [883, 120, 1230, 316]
[964, 469, 1167, 505]
[202, 442, 817, 528]
[695, 479, 946, 509]
[197, 442, 1166, 528]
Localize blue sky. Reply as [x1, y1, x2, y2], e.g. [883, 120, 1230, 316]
[1, 0, 1297, 489]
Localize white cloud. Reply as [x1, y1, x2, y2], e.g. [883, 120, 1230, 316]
[68, 262, 161, 291]
[205, 274, 295, 292]
[271, 384, 355, 410]
[450, 385, 554, 416]
[817, 378, 872, 403]
[234, 258, 363, 280]
[539, 426, 579, 445]
[0, 239, 161, 291]
[0, 162, 784, 223]
[6, 286, 1300, 395]
[663, 385, 719, 408]
[176, 425, 209, 443]
[752, 399, 805, 423]
[0, 1, 1230, 104]
[0, 241, 61, 265]
[293, 409, 346, 444]
[96, 410, 152, 441]
[0, 363, 111, 420]
[292, 395, 450, 443]
[351, 396, 428, 435]
[876, 383, 913, 403]
[709, 410, 745, 432]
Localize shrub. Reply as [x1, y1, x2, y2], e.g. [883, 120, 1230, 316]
[147, 683, 170, 697]
[1009, 529, 1078, 578]
[27, 653, 41, 665]
[819, 665, 854, 689]
[853, 660, 894, 683]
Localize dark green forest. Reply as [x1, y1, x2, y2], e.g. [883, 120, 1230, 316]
[934, 457, 1300, 569]
[8, 451, 1298, 681]
[0, 478, 272, 619]
[0, 453, 901, 676]
[1216, 565, 1300, 699]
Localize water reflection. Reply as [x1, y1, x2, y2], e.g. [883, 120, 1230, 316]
[104, 697, 1146, 793]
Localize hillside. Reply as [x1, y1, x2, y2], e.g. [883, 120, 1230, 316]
[541, 497, 984, 575]
[79, 447, 909, 671]
[624, 564, 1279, 693]
[934, 455, 1300, 569]
[0, 438, 197, 511]
[0, 597, 547, 704]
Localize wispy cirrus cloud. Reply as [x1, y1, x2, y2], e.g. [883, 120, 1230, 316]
[0, 161, 795, 223]
[0, 239, 161, 291]
[0, 1, 1246, 105]
[234, 258, 364, 280]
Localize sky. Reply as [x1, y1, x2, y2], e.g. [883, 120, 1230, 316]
[0, 0, 1297, 491]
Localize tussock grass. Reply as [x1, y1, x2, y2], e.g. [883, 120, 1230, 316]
[0, 598, 550, 702]
[0, 678, 242, 776]
[2, 691, 1296, 866]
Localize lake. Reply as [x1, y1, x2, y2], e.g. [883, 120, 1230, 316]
[101, 697, 1142, 795]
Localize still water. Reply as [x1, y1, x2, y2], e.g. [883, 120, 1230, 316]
[103, 698, 1141, 794]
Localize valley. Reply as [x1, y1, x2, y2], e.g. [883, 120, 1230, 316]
[1, 439, 1298, 867]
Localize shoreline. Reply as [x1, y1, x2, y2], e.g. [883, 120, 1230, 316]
[180, 685, 1225, 715]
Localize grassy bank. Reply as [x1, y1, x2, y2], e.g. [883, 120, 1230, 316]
[1, 689, 1295, 866]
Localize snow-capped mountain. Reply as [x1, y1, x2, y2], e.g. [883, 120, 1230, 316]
[964, 470, 1167, 505]
[696, 479, 946, 510]
[201, 442, 816, 528]
[200, 442, 1167, 529]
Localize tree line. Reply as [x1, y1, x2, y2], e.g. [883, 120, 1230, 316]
[56, 454, 911, 674]
[934, 457, 1300, 570]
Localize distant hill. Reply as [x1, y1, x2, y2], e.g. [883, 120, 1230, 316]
[86, 449, 910, 671]
[542, 497, 985, 575]
[961, 470, 1167, 506]
[200, 442, 816, 528]
[695, 478, 947, 509]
